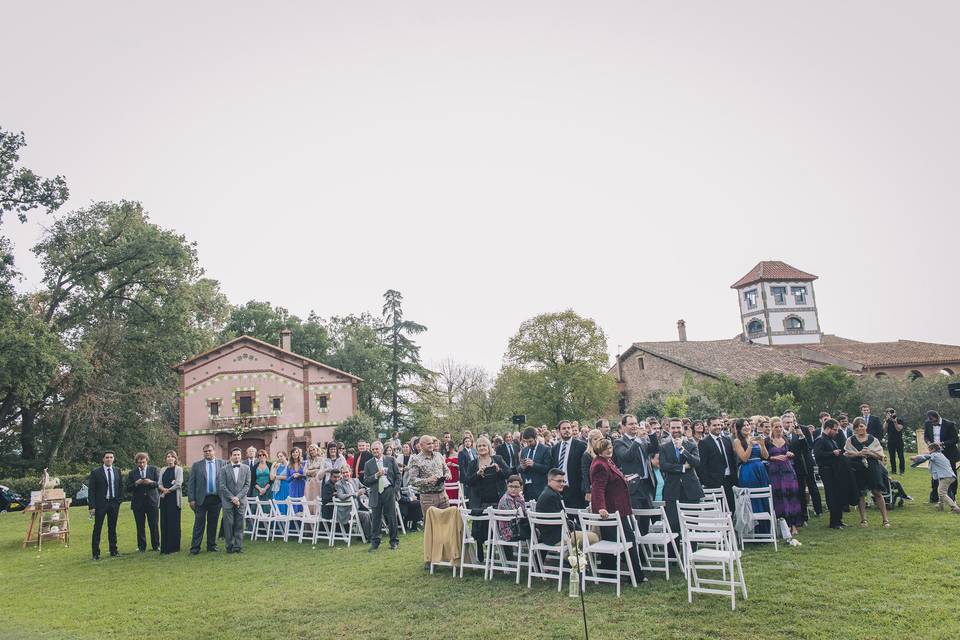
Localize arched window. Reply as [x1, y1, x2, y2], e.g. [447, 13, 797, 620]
[747, 319, 764, 335]
[907, 370, 924, 381]
[874, 372, 888, 379]
[940, 368, 955, 376]
[784, 316, 804, 332]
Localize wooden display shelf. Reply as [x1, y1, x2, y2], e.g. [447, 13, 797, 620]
[22, 492, 71, 551]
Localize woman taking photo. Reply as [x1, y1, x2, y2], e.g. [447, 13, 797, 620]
[589, 438, 645, 582]
[845, 417, 891, 528]
[464, 436, 508, 561]
[320, 441, 346, 484]
[270, 450, 289, 514]
[157, 450, 182, 554]
[733, 417, 771, 534]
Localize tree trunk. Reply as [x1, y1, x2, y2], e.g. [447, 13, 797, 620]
[46, 404, 73, 466]
[20, 407, 37, 461]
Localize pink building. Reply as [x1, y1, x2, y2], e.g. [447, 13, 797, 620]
[175, 330, 361, 463]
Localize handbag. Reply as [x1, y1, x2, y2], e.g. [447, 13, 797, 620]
[509, 517, 531, 541]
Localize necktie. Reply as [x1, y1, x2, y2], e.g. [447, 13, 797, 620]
[106, 468, 113, 499]
[718, 437, 730, 474]
[507, 444, 513, 461]
[378, 460, 387, 493]
[558, 442, 569, 484]
[233, 464, 240, 468]
[676, 446, 683, 464]
[207, 461, 215, 494]
[637, 441, 648, 479]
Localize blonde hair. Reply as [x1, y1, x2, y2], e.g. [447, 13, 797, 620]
[586, 429, 603, 458]
[591, 438, 612, 458]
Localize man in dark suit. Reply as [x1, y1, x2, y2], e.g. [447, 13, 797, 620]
[125, 452, 160, 552]
[697, 416, 737, 517]
[785, 415, 822, 516]
[495, 432, 521, 474]
[860, 404, 883, 442]
[613, 415, 657, 517]
[186, 443, 225, 554]
[363, 440, 401, 551]
[534, 469, 569, 546]
[244, 446, 259, 497]
[659, 418, 704, 537]
[814, 419, 846, 529]
[551, 420, 588, 508]
[924, 411, 959, 501]
[519, 427, 550, 501]
[88, 450, 124, 560]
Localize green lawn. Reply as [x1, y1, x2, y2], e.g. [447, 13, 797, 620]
[3, 469, 959, 640]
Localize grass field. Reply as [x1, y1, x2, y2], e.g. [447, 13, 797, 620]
[3, 468, 959, 640]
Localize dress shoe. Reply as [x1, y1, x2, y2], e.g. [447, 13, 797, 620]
[92, 554, 100, 561]
[110, 551, 122, 557]
[189, 549, 200, 555]
[390, 542, 399, 551]
[368, 544, 380, 553]
[207, 547, 219, 552]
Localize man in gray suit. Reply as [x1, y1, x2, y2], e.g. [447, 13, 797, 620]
[187, 443, 225, 555]
[362, 441, 401, 552]
[613, 414, 657, 533]
[218, 447, 251, 553]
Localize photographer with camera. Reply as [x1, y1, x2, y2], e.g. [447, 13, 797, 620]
[885, 408, 906, 475]
[464, 436, 509, 562]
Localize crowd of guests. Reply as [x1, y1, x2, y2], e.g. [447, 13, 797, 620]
[85, 404, 958, 564]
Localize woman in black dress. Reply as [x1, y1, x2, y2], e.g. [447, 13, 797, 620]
[464, 436, 508, 562]
[844, 418, 890, 528]
[158, 450, 183, 553]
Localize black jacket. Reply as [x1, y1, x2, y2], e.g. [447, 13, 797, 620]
[519, 443, 551, 500]
[534, 485, 566, 546]
[924, 419, 960, 463]
[88, 465, 124, 511]
[613, 435, 657, 505]
[697, 434, 736, 489]
[863, 415, 883, 440]
[495, 442, 521, 474]
[464, 455, 509, 510]
[551, 438, 587, 502]
[125, 465, 160, 510]
[658, 439, 704, 502]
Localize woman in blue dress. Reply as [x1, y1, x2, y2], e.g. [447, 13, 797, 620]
[733, 418, 770, 534]
[287, 447, 307, 513]
[270, 450, 290, 515]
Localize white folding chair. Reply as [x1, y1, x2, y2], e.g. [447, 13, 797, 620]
[298, 499, 328, 545]
[250, 499, 273, 541]
[330, 499, 365, 546]
[680, 512, 747, 610]
[285, 497, 306, 540]
[444, 483, 462, 508]
[485, 507, 527, 584]
[395, 501, 406, 535]
[702, 488, 730, 512]
[632, 507, 682, 579]
[578, 512, 638, 597]
[458, 507, 491, 578]
[244, 498, 260, 539]
[739, 487, 778, 550]
[526, 510, 573, 592]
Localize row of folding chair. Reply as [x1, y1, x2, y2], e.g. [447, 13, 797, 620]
[243, 497, 401, 547]
[678, 508, 747, 610]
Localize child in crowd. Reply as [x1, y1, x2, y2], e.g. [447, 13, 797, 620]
[911, 443, 960, 513]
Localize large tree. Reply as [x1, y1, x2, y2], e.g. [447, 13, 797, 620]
[379, 289, 429, 432]
[0, 201, 225, 465]
[502, 309, 618, 425]
[221, 301, 330, 361]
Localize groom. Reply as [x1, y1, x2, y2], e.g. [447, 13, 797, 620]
[217, 447, 251, 553]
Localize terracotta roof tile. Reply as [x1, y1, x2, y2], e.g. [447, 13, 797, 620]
[631, 339, 820, 383]
[800, 340, 960, 368]
[731, 261, 818, 289]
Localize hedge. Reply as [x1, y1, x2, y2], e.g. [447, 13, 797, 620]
[1, 467, 195, 502]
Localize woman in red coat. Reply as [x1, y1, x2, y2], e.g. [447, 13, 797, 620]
[589, 438, 645, 581]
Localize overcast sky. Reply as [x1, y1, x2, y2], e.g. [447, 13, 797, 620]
[4, 2, 958, 374]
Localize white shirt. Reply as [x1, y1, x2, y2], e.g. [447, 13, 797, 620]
[103, 466, 114, 499]
[933, 424, 942, 443]
[232, 464, 240, 484]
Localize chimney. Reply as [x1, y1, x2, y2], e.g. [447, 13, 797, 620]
[677, 319, 687, 342]
[280, 328, 292, 352]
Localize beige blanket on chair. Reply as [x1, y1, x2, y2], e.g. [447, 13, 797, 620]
[423, 506, 463, 564]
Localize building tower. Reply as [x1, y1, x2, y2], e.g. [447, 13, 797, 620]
[731, 261, 822, 346]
